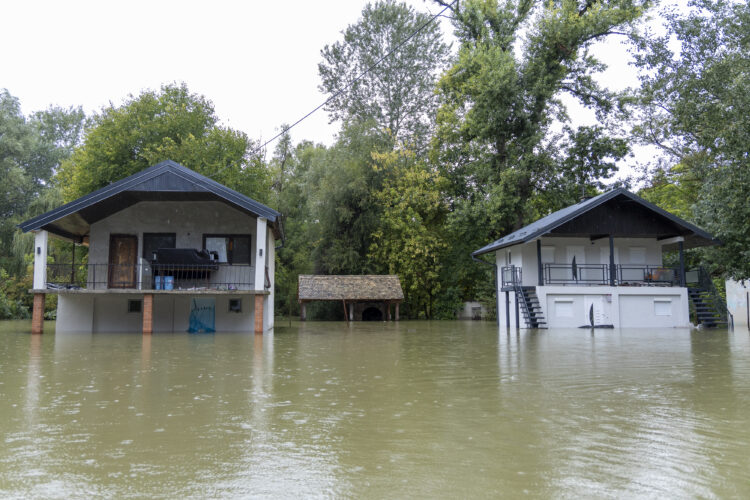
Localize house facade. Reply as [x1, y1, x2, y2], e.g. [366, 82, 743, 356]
[473, 189, 726, 329]
[20, 160, 281, 334]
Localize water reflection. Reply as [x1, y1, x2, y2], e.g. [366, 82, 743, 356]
[1, 322, 749, 497]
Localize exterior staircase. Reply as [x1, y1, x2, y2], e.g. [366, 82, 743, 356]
[516, 286, 547, 329]
[688, 287, 728, 328]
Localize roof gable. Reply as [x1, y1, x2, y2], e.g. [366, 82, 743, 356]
[19, 160, 280, 239]
[473, 188, 717, 256]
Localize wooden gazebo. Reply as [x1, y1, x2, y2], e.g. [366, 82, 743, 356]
[297, 275, 404, 322]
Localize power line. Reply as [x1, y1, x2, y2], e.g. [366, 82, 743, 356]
[213, 0, 456, 178]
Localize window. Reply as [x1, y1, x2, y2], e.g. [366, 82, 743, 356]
[143, 233, 176, 260]
[203, 235, 251, 264]
[654, 298, 672, 316]
[127, 299, 142, 313]
[228, 298, 242, 313]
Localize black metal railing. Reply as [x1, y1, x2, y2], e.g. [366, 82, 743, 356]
[686, 266, 734, 329]
[544, 263, 610, 285]
[541, 263, 680, 286]
[45, 263, 260, 291]
[501, 265, 522, 288]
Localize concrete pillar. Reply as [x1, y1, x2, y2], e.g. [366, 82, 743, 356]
[31, 293, 45, 334]
[254, 294, 264, 334]
[349, 302, 354, 321]
[300, 302, 306, 321]
[255, 217, 267, 291]
[33, 230, 48, 290]
[142, 294, 153, 335]
[395, 302, 400, 321]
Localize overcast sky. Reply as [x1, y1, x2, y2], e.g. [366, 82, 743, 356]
[2, 0, 646, 168]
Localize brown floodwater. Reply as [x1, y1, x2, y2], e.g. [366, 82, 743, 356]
[1, 319, 749, 498]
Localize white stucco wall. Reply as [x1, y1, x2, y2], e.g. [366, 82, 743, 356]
[726, 280, 749, 327]
[56, 294, 256, 333]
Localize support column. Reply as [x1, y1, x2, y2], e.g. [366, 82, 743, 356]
[348, 302, 354, 321]
[254, 217, 267, 292]
[514, 291, 519, 329]
[678, 241, 686, 287]
[505, 291, 510, 328]
[609, 235, 616, 286]
[386, 301, 391, 321]
[300, 301, 307, 321]
[395, 302, 400, 321]
[33, 230, 48, 290]
[254, 294, 264, 334]
[31, 293, 45, 334]
[142, 294, 153, 335]
[537, 239, 543, 286]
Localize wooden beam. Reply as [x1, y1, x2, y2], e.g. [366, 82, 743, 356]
[386, 301, 391, 321]
[300, 301, 306, 321]
[395, 302, 400, 321]
[342, 299, 349, 324]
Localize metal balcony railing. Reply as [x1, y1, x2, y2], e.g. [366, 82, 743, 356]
[45, 263, 260, 291]
[500, 263, 682, 287]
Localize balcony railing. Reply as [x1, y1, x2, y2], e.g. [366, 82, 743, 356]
[501, 264, 681, 287]
[45, 263, 260, 291]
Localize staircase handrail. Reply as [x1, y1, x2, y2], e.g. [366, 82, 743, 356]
[697, 267, 734, 329]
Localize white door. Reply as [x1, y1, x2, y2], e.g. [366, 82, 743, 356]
[584, 295, 610, 326]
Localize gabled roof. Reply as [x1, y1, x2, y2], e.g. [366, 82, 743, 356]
[473, 188, 718, 256]
[19, 160, 281, 240]
[298, 275, 404, 301]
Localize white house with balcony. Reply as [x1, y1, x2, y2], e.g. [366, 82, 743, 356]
[473, 189, 727, 329]
[20, 160, 281, 334]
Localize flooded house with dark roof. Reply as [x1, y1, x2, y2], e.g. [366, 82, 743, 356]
[473, 188, 730, 329]
[20, 160, 281, 334]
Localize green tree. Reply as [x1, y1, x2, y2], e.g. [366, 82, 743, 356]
[319, 0, 451, 148]
[631, 0, 750, 279]
[57, 83, 268, 202]
[368, 149, 448, 318]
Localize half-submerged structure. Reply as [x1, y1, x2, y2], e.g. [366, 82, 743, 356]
[473, 188, 729, 329]
[20, 160, 281, 334]
[297, 275, 403, 321]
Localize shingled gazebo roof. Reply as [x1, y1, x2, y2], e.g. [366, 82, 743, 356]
[298, 275, 404, 302]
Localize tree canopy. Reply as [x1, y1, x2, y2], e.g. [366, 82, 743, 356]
[57, 83, 268, 202]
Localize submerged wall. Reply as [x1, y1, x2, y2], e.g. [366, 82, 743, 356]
[726, 280, 749, 328]
[56, 294, 256, 333]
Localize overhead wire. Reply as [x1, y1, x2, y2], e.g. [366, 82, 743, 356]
[209, 0, 456, 180]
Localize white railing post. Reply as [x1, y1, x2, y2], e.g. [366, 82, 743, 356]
[33, 231, 48, 290]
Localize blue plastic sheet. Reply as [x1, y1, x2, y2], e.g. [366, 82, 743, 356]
[188, 298, 215, 333]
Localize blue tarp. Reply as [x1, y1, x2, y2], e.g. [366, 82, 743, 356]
[188, 298, 215, 333]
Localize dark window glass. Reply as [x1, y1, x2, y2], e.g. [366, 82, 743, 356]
[143, 233, 176, 260]
[228, 298, 242, 313]
[127, 299, 142, 313]
[203, 235, 251, 265]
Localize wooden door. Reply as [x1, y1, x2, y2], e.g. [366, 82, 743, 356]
[108, 235, 138, 288]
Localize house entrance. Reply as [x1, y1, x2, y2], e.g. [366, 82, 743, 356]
[108, 234, 138, 288]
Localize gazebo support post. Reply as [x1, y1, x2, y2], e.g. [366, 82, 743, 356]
[395, 302, 399, 321]
[300, 301, 306, 321]
[342, 299, 349, 324]
[386, 301, 391, 321]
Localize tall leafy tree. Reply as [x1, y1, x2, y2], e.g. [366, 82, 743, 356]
[431, 0, 643, 303]
[57, 83, 268, 202]
[632, 0, 750, 279]
[368, 149, 448, 318]
[319, 0, 451, 148]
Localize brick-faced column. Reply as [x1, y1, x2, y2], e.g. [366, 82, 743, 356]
[254, 294, 264, 334]
[31, 293, 45, 334]
[142, 294, 153, 335]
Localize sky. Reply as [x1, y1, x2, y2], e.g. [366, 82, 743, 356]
[2, 0, 649, 171]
